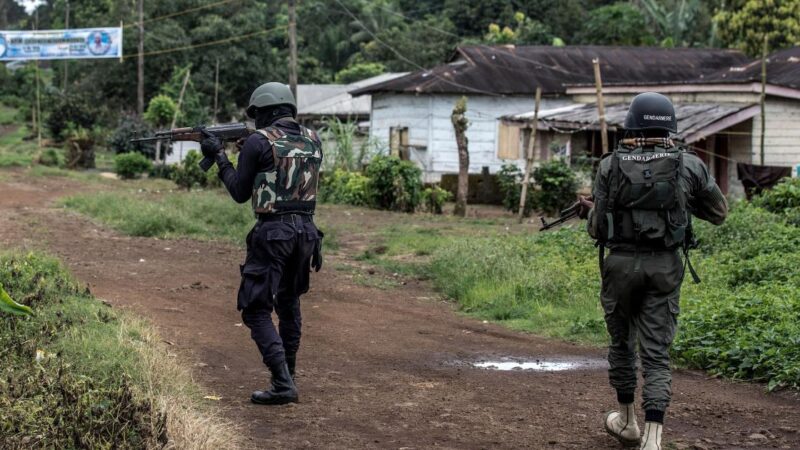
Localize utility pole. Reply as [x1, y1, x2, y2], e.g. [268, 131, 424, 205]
[137, 0, 145, 115]
[288, 0, 298, 97]
[760, 33, 768, 166]
[593, 58, 608, 154]
[518, 87, 541, 223]
[62, 0, 70, 90]
[213, 58, 220, 123]
[34, 8, 42, 148]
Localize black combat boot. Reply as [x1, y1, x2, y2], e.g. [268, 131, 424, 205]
[251, 362, 298, 405]
[285, 353, 296, 380]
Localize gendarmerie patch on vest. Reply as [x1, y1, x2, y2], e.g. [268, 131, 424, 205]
[620, 153, 671, 162]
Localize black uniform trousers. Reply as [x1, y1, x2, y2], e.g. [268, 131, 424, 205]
[238, 214, 321, 369]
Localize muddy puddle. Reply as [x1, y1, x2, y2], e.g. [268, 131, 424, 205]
[470, 357, 606, 372]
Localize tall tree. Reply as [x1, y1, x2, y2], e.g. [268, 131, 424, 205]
[714, 0, 800, 56]
[451, 96, 469, 217]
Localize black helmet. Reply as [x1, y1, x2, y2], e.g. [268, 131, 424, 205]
[623, 92, 677, 133]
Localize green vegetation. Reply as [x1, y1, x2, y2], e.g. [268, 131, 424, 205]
[0, 252, 238, 448]
[365, 155, 423, 213]
[114, 152, 153, 179]
[63, 189, 254, 242]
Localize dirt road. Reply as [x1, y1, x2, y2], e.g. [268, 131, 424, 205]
[2, 173, 799, 449]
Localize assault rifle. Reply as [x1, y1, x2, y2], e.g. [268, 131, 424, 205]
[539, 196, 592, 231]
[130, 123, 254, 172]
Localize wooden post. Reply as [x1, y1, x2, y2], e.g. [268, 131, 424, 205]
[213, 58, 220, 123]
[288, 0, 298, 97]
[451, 96, 469, 217]
[593, 58, 608, 154]
[760, 33, 768, 165]
[137, 0, 145, 115]
[518, 87, 541, 223]
[62, 0, 69, 90]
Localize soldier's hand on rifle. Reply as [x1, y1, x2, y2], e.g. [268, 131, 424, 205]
[200, 129, 224, 159]
[577, 196, 594, 219]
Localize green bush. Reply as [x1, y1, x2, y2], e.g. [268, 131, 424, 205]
[204, 152, 237, 189]
[107, 114, 156, 158]
[36, 148, 63, 167]
[171, 150, 207, 190]
[114, 152, 153, 180]
[365, 155, 422, 213]
[421, 185, 452, 214]
[320, 169, 370, 206]
[45, 92, 100, 141]
[532, 158, 579, 215]
[497, 163, 535, 217]
[334, 62, 386, 84]
[752, 177, 800, 214]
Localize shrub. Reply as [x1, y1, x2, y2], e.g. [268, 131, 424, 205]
[320, 169, 370, 206]
[365, 155, 422, 213]
[204, 152, 237, 189]
[107, 114, 156, 158]
[497, 163, 535, 216]
[751, 177, 800, 214]
[171, 150, 207, 190]
[64, 125, 97, 169]
[45, 92, 100, 141]
[36, 148, 63, 167]
[114, 152, 153, 180]
[421, 185, 452, 214]
[532, 158, 579, 215]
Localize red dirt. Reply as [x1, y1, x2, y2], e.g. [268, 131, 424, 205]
[2, 173, 799, 449]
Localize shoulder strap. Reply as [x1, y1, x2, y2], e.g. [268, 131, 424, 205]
[256, 126, 285, 145]
[605, 151, 621, 242]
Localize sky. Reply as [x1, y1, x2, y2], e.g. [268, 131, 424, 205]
[14, 0, 47, 16]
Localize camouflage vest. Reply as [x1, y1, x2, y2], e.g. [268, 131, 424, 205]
[251, 125, 322, 215]
[597, 145, 689, 249]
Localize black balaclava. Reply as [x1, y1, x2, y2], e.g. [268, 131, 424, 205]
[255, 104, 296, 129]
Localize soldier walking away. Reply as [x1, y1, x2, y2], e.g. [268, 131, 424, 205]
[200, 82, 324, 405]
[576, 93, 728, 449]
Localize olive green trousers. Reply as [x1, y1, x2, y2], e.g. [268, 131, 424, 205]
[601, 249, 683, 412]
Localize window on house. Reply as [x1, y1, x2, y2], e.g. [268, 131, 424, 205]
[390, 127, 410, 160]
[497, 122, 522, 160]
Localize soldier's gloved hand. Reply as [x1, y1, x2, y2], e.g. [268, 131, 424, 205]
[577, 196, 594, 219]
[200, 129, 224, 159]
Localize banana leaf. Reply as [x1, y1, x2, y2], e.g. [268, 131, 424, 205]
[0, 283, 34, 317]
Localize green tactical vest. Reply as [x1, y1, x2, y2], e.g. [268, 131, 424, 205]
[598, 145, 689, 249]
[251, 125, 322, 215]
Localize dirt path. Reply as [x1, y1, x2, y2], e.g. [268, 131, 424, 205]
[2, 174, 800, 449]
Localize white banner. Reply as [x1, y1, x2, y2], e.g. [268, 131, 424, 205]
[0, 27, 123, 61]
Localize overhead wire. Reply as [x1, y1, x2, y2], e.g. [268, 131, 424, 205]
[121, 25, 285, 60]
[122, 0, 243, 29]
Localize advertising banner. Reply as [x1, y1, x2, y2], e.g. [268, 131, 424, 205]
[0, 27, 122, 61]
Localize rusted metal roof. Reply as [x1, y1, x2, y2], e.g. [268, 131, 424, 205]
[692, 47, 800, 90]
[350, 45, 750, 96]
[502, 102, 759, 144]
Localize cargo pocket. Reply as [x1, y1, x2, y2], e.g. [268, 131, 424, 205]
[663, 293, 680, 345]
[237, 264, 275, 311]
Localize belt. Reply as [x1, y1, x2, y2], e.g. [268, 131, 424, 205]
[609, 247, 677, 255]
[257, 213, 313, 224]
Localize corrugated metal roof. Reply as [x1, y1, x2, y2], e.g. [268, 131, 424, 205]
[297, 72, 408, 117]
[350, 45, 750, 96]
[693, 47, 800, 90]
[502, 102, 759, 143]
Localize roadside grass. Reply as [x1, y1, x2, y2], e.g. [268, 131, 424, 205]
[0, 252, 241, 449]
[64, 184, 339, 250]
[0, 125, 37, 167]
[0, 104, 17, 125]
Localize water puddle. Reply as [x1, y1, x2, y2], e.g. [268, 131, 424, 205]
[471, 357, 606, 372]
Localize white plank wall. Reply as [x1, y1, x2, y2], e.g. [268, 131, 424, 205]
[751, 98, 800, 167]
[370, 93, 571, 182]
